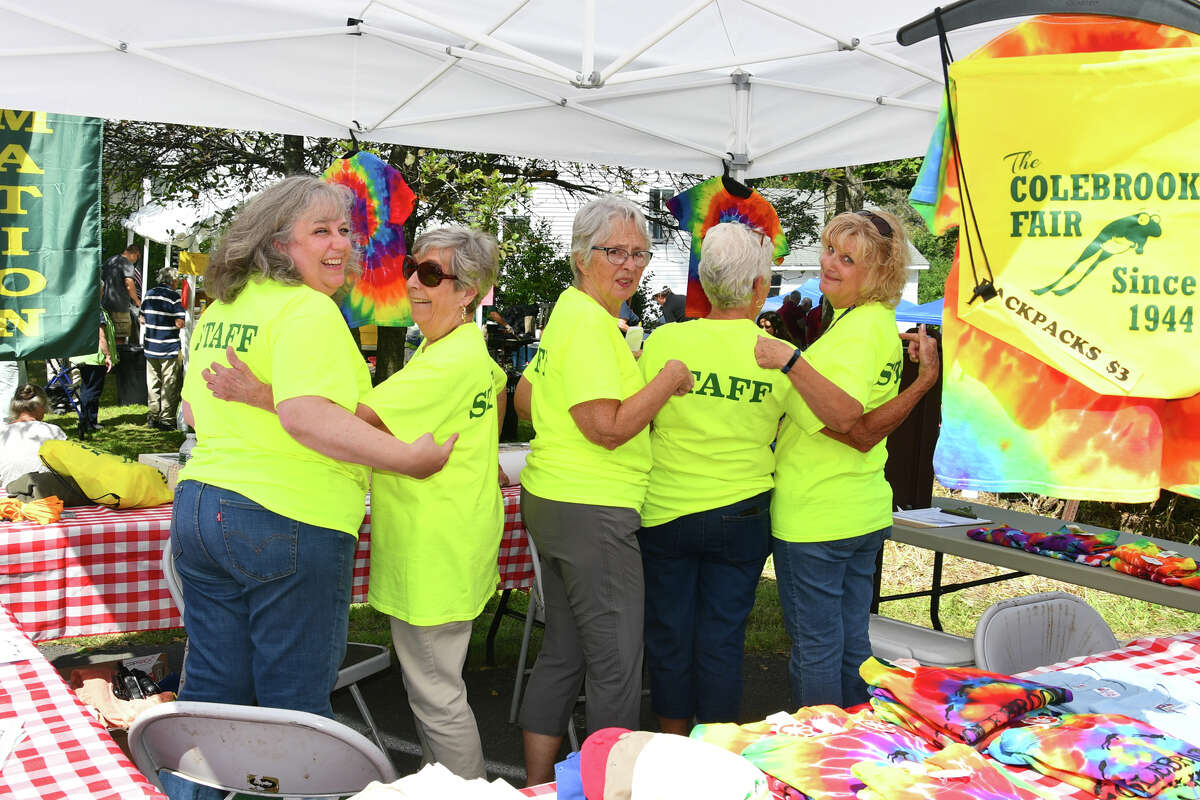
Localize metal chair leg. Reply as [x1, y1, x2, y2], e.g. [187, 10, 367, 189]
[349, 683, 392, 769]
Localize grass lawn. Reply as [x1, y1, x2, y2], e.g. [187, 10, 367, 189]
[31, 363, 1200, 668]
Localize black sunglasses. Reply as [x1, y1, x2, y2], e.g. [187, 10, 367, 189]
[403, 254, 458, 287]
[857, 210, 893, 239]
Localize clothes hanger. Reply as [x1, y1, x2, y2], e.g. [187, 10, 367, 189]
[721, 155, 753, 199]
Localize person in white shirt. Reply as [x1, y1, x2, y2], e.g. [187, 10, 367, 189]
[0, 384, 67, 488]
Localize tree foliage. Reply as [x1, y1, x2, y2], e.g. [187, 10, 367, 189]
[494, 219, 573, 309]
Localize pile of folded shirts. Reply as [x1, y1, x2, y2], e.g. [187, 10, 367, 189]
[1108, 539, 1200, 589]
[966, 523, 1118, 566]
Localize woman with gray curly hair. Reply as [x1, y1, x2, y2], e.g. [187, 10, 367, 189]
[513, 195, 694, 784]
[202, 222, 508, 779]
[352, 225, 507, 778]
[171, 176, 455, 739]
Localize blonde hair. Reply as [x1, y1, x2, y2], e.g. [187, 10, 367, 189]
[821, 210, 909, 309]
[206, 176, 361, 303]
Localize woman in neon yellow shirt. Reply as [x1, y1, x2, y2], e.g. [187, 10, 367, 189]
[514, 195, 694, 785]
[201, 223, 506, 779]
[755, 210, 938, 709]
[637, 222, 789, 734]
[354, 227, 506, 779]
[173, 176, 454, 733]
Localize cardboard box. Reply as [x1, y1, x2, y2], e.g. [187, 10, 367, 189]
[138, 453, 186, 492]
[62, 652, 170, 689]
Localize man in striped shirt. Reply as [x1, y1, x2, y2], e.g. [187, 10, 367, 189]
[140, 266, 187, 430]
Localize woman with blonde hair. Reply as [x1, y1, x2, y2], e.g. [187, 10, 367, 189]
[756, 209, 939, 708]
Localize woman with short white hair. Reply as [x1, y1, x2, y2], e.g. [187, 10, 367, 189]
[636, 221, 790, 733]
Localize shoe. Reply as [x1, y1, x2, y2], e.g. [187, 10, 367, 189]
[152, 420, 175, 431]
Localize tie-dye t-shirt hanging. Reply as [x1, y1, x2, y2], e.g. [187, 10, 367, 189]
[667, 177, 788, 318]
[908, 15, 1200, 501]
[322, 151, 416, 328]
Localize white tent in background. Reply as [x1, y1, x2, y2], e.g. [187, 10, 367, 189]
[124, 192, 244, 249]
[0, 1, 1022, 178]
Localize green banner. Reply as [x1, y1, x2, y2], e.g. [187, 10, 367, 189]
[0, 110, 102, 359]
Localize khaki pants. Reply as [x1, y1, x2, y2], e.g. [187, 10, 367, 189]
[389, 616, 486, 779]
[146, 355, 183, 425]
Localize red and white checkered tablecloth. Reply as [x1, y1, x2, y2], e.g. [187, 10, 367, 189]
[0, 487, 532, 641]
[0, 603, 166, 800]
[999, 631, 1200, 800]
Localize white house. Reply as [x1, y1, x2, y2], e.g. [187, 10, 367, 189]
[502, 169, 927, 305]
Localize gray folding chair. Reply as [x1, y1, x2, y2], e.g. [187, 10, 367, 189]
[974, 591, 1119, 674]
[161, 543, 392, 761]
[129, 700, 396, 797]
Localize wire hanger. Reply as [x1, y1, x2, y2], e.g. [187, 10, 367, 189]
[343, 125, 361, 158]
[721, 155, 752, 198]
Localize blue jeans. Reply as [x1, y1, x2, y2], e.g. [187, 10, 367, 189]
[773, 527, 889, 709]
[638, 491, 771, 722]
[170, 480, 355, 716]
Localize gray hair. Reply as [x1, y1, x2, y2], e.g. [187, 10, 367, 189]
[412, 226, 499, 314]
[156, 265, 180, 286]
[205, 176, 361, 303]
[698, 222, 774, 310]
[10, 383, 48, 420]
[570, 195, 649, 286]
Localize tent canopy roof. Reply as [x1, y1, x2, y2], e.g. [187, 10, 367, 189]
[0, 0, 1019, 177]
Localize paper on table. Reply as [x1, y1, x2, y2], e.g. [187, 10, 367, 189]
[0, 629, 28, 665]
[893, 508, 991, 528]
[0, 719, 25, 769]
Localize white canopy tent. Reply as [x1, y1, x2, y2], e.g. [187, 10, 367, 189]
[0, 0, 1023, 178]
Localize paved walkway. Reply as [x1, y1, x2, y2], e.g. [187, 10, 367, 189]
[41, 636, 792, 786]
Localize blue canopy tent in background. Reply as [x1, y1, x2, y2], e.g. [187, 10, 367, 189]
[760, 279, 944, 326]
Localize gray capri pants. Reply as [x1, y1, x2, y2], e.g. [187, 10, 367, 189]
[517, 488, 644, 736]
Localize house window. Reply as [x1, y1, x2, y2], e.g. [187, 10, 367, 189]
[502, 215, 530, 240]
[648, 188, 671, 242]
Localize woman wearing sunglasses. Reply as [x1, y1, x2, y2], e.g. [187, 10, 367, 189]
[168, 177, 454, 797]
[513, 195, 694, 784]
[754, 209, 939, 710]
[202, 223, 507, 780]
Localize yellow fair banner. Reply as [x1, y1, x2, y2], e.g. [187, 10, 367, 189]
[951, 48, 1200, 399]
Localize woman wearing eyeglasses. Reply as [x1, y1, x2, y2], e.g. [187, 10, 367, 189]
[170, 176, 454, 785]
[513, 195, 694, 785]
[754, 209, 938, 709]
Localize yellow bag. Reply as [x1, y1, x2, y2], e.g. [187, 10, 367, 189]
[39, 440, 172, 509]
[950, 48, 1200, 399]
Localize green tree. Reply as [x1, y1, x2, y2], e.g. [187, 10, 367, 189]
[494, 219, 572, 308]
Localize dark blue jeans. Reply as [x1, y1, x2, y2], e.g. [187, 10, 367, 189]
[773, 527, 889, 709]
[169, 480, 355, 716]
[638, 491, 771, 722]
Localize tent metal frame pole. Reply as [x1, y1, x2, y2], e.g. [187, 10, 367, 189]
[742, 0, 945, 83]
[754, 78, 929, 161]
[360, 25, 566, 85]
[581, 0, 596, 83]
[752, 77, 939, 112]
[371, 0, 578, 83]
[371, 76, 731, 130]
[597, 0, 713, 84]
[380, 57, 729, 161]
[604, 43, 837, 86]
[728, 70, 752, 179]
[364, 0, 531, 131]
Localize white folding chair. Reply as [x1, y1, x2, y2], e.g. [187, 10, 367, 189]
[161, 543, 393, 761]
[129, 700, 396, 797]
[973, 591, 1119, 674]
[506, 534, 581, 751]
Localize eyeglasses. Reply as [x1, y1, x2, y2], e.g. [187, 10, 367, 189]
[403, 254, 458, 287]
[857, 210, 893, 239]
[590, 246, 654, 268]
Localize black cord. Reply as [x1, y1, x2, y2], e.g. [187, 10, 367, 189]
[935, 8, 997, 304]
